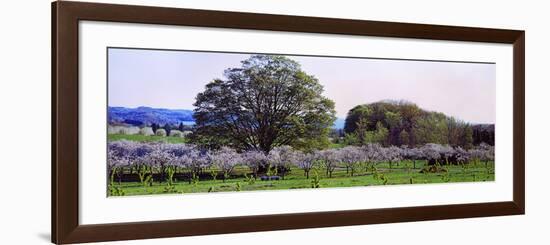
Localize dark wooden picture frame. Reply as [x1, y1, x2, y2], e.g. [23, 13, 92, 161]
[52, 1, 525, 244]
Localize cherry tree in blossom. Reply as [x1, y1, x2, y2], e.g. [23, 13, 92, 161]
[294, 152, 316, 179]
[316, 149, 339, 178]
[384, 145, 403, 169]
[242, 150, 267, 179]
[210, 146, 242, 182]
[421, 143, 444, 165]
[338, 146, 363, 176]
[268, 146, 298, 179]
[402, 146, 424, 169]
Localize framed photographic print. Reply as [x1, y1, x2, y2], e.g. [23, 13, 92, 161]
[52, 1, 525, 244]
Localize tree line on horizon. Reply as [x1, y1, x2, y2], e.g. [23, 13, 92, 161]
[341, 101, 494, 149]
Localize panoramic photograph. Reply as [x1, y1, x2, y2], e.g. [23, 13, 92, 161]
[107, 48, 495, 196]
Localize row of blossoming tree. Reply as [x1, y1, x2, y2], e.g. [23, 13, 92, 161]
[108, 140, 494, 186]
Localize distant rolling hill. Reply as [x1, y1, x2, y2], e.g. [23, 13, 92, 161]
[109, 106, 346, 128]
[108, 106, 194, 126]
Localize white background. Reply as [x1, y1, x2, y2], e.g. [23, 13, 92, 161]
[0, 0, 546, 244]
[80, 21, 513, 224]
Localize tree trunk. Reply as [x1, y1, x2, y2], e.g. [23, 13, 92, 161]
[118, 170, 122, 185]
[160, 165, 166, 183]
[150, 168, 154, 186]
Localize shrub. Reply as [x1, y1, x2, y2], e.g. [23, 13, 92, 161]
[125, 126, 140, 135]
[182, 131, 193, 137]
[170, 130, 184, 137]
[155, 129, 167, 136]
[107, 125, 119, 134]
[139, 127, 154, 136]
[108, 125, 140, 135]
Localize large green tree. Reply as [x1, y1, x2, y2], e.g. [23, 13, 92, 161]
[343, 101, 478, 148]
[191, 55, 336, 153]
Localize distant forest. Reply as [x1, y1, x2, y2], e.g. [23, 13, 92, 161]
[340, 101, 494, 149]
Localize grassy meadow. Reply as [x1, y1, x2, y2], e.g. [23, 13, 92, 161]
[116, 163, 494, 196]
[108, 134, 188, 144]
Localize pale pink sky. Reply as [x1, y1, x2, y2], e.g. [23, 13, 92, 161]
[108, 48, 495, 124]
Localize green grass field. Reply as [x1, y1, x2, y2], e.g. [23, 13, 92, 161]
[108, 134, 188, 144]
[110, 160, 494, 196]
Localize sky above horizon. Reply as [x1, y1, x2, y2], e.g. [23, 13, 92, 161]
[108, 48, 496, 124]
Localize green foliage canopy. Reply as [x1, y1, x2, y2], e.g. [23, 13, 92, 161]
[191, 55, 336, 153]
[344, 101, 479, 148]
